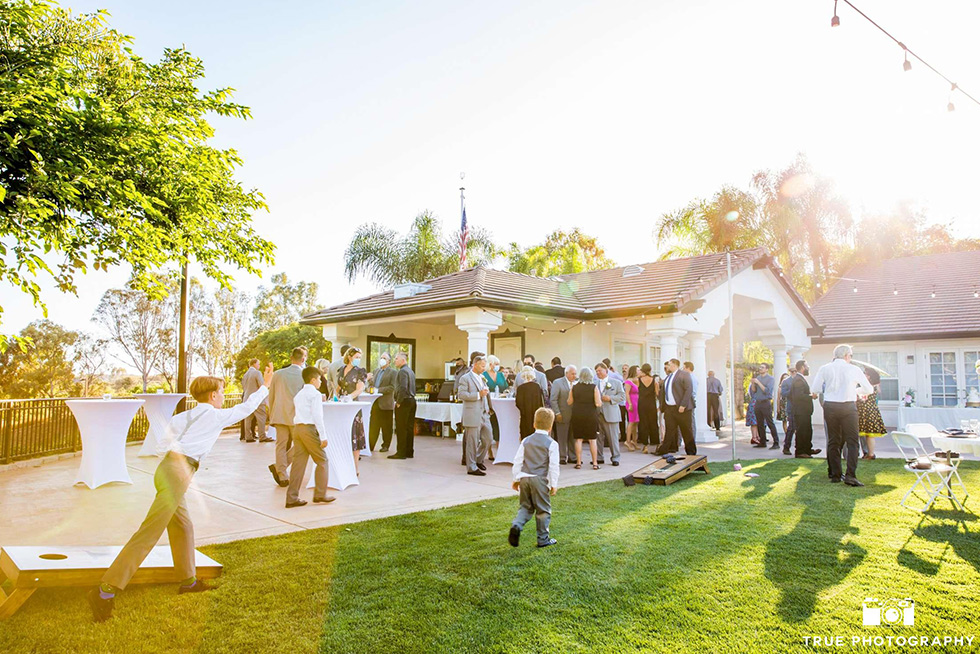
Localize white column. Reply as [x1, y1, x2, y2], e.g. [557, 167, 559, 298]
[653, 329, 686, 365]
[770, 344, 788, 382]
[788, 347, 807, 370]
[455, 307, 502, 360]
[322, 324, 356, 363]
[688, 333, 716, 443]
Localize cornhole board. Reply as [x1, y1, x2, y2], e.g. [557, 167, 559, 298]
[0, 545, 222, 619]
[628, 455, 710, 486]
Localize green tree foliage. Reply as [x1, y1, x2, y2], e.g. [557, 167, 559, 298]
[252, 273, 322, 335]
[0, 1, 274, 351]
[654, 187, 764, 260]
[506, 229, 615, 276]
[197, 286, 251, 379]
[233, 323, 330, 381]
[344, 211, 498, 286]
[0, 319, 79, 397]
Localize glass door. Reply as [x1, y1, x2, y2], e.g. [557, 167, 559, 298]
[928, 351, 958, 407]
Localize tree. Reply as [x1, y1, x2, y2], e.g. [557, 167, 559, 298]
[506, 229, 615, 276]
[233, 324, 330, 382]
[252, 274, 321, 335]
[93, 278, 174, 392]
[654, 187, 765, 260]
[344, 211, 498, 286]
[0, 320, 79, 398]
[0, 1, 274, 352]
[197, 286, 250, 378]
[74, 332, 110, 396]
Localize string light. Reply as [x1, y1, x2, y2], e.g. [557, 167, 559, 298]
[974, 289, 979, 299]
[832, 0, 980, 112]
[893, 285, 899, 296]
[852, 282, 858, 293]
[931, 286, 937, 299]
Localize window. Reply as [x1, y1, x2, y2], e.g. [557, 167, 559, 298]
[613, 340, 642, 370]
[965, 351, 980, 396]
[366, 335, 416, 372]
[929, 351, 958, 407]
[854, 351, 899, 402]
[649, 346, 662, 368]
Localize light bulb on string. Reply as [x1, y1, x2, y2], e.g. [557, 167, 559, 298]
[606, 321, 611, 326]
[831, 0, 840, 26]
[931, 286, 937, 299]
[903, 50, 911, 72]
[948, 83, 957, 112]
[893, 285, 899, 296]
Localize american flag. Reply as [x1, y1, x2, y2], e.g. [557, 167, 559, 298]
[459, 204, 469, 270]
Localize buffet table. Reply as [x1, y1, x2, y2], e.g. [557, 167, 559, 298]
[66, 399, 144, 489]
[132, 393, 186, 457]
[414, 401, 463, 425]
[897, 406, 980, 431]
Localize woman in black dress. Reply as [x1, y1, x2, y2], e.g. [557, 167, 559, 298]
[637, 363, 660, 454]
[515, 368, 545, 438]
[566, 366, 602, 469]
[336, 347, 368, 476]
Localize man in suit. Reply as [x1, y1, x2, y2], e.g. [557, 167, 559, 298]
[790, 360, 821, 458]
[267, 347, 307, 487]
[241, 358, 270, 443]
[595, 362, 626, 466]
[451, 357, 468, 394]
[388, 351, 417, 460]
[457, 354, 494, 476]
[705, 370, 723, 431]
[656, 358, 696, 456]
[545, 357, 565, 384]
[368, 352, 396, 452]
[516, 354, 549, 396]
[603, 357, 628, 443]
[456, 351, 481, 466]
[549, 364, 577, 464]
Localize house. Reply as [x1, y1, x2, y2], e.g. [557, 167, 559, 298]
[808, 250, 980, 430]
[301, 248, 821, 442]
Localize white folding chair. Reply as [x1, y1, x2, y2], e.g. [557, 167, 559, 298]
[892, 431, 964, 512]
[930, 435, 971, 504]
[904, 423, 939, 439]
[906, 423, 970, 502]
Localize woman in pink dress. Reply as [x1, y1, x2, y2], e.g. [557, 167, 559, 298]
[624, 365, 641, 451]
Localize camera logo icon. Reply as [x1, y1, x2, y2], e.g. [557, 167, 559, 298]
[862, 597, 914, 627]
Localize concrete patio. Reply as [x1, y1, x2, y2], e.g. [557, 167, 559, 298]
[0, 426, 915, 549]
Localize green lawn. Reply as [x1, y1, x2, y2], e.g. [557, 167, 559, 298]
[3, 459, 979, 653]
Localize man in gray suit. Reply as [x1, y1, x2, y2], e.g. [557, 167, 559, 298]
[549, 364, 577, 465]
[267, 346, 307, 487]
[457, 354, 493, 477]
[515, 353, 549, 396]
[241, 358, 271, 443]
[368, 352, 396, 452]
[594, 362, 625, 466]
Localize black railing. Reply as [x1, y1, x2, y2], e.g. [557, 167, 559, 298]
[0, 394, 244, 465]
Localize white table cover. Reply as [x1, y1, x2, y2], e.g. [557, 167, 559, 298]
[66, 399, 144, 489]
[898, 406, 980, 431]
[355, 393, 380, 457]
[931, 435, 980, 457]
[491, 398, 521, 465]
[132, 394, 186, 457]
[414, 401, 463, 424]
[304, 402, 363, 491]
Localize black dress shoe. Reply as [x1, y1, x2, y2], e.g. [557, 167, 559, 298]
[269, 464, 288, 487]
[313, 496, 336, 504]
[245, 438, 256, 443]
[843, 477, 865, 487]
[508, 525, 521, 547]
[259, 437, 274, 443]
[285, 500, 308, 508]
[388, 454, 408, 460]
[88, 588, 114, 622]
[769, 444, 780, 450]
[795, 454, 813, 458]
[752, 444, 767, 448]
[830, 477, 842, 483]
[178, 579, 215, 594]
[467, 470, 486, 476]
[612, 461, 620, 467]
[598, 459, 605, 464]
[810, 449, 822, 456]
[379, 447, 389, 452]
[782, 449, 791, 455]
[476, 463, 486, 471]
[560, 459, 568, 465]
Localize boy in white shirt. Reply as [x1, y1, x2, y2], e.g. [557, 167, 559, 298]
[509, 407, 560, 548]
[90, 365, 273, 622]
[285, 367, 335, 508]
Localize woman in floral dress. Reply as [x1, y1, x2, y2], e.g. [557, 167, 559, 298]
[858, 368, 887, 460]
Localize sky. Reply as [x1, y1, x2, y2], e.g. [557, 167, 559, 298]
[6, 0, 980, 337]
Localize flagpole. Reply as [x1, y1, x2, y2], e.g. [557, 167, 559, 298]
[459, 172, 466, 271]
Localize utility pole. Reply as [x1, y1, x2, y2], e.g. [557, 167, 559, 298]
[176, 259, 190, 412]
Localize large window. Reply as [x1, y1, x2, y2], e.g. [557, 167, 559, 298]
[613, 340, 643, 370]
[965, 351, 980, 397]
[854, 351, 899, 402]
[649, 346, 662, 368]
[929, 351, 958, 407]
[366, 335, 416, 372]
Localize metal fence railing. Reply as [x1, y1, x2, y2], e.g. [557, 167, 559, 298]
[0, 394, 244, 465]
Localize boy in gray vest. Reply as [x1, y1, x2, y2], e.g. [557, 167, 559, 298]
[508, 407, 560, 548]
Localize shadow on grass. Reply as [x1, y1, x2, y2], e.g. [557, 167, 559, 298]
[741, 459, 800, 500]
[763, 468, 893, 623]
[898, 509, 980, 576]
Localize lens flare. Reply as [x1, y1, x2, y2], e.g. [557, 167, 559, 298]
[724, 211, 739, 222]
[780, 173, 814, 199]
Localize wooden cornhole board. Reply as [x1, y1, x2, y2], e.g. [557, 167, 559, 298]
[0, 545, 222, 619]
[629, 455, 710, 486]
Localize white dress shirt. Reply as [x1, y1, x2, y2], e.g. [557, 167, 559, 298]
[810, 359, 874, 403]
[158, 385, 269, 461]
[293, 383, 327, 439]
[511, 430, 561, 490]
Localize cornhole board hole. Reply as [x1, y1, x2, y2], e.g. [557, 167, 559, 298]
[0, 546, 222, 619]
[628, 455, 710, 486]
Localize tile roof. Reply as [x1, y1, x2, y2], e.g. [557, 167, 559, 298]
[302, 248, 819, 326]
[810, 250, 980, 342]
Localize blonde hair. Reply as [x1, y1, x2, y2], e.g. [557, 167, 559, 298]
[315, 358, 330, 373]
[520, 366, 536, 383]
[190, 376, 223, 402]
[533, 407, 555, 431]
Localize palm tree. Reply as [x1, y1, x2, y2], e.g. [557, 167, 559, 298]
[654, 186, 765, 259]
[344, 211, 499, 286]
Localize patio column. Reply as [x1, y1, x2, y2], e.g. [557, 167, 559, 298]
[769, 343, 788, 382]
[454, 307, 502, 359]
[651, 329, 686, 365]
[321, 324, 357, 363]
[688, 332, 716, 443]
[788, 346, 807, 369]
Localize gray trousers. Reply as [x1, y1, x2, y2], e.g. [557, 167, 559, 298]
[512, 476, 551, 544]
[464, 417, 493, 472]
[286, 424, 330, 503]
[272, 423, 295, 479]
[597, 420, 621, 463]
[245, 403, 267, 440]
[555, 418, 570, 461]
[103, 452, 196, 590]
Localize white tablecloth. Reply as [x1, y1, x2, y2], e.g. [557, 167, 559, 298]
[132, 394, 185, 457]
[931, 435, 980, 457]
[355, 393, 380, 457]
[898, 406, 980, 431]
[491, 398, 521, 465]
[310, 403, 362, 491]
[415, 401, 463, 424]
[66, 399, 144, 489]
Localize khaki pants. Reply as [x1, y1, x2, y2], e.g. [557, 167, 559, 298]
[286, 424, 330, 503]
[102, 452, 197, 590]
[272, 423, 295, 479]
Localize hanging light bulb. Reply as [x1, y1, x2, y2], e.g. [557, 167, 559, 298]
[606, 321, 612, 326]
[931, 286, 937, 298]
[948, 83, 957, 112]
[893, 285, 899, 296]
[640, 314, 645, 318]
[903, 50, 911, 72]
[524, 315, 528, 321]
[831, 0, 840, 26]
[853, 283, 858, 293]
[552, 318, 557, 324]
[974, 289, 979, 299]
[816, 281, 822, 289]
[541, 330, 545, 336]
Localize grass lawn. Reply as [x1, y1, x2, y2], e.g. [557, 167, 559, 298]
[2, 458, 979, 653]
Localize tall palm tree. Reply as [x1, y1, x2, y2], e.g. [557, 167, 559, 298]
[344, 211, 498, 286]
[654, 186, 765, 259]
